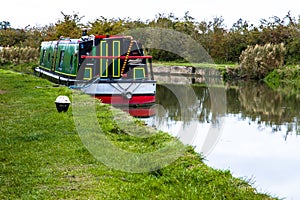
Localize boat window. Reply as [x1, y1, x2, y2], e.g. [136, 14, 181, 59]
[130, 41, 143, 55]
[134, 67, 145, 79]
[84, 67, 92, 80]
[69, 55, 73, 71]
[113, 41, 120, 77]
[41, 49, 46, 65]
[59, 50, 65, 70]
[47, 53, 50, 63]
[79, 40, 93, 66]
[100, 41, 108, 77]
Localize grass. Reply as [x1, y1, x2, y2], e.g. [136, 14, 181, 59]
[264, 64, 300, 98]
[0, 69, 277, 199]
[264, 65, 300, 87]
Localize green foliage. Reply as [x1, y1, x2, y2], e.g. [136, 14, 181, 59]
[54, 12, 83, 38]
[0, 26, 50, 48]
[0, 29, 26, 46]
[264, 65, 300, 95]
[88, 16, 127, 35]
[238, 43, 286, 79]
[286, 37, 300, 64]
[225, 19, 251, 62]
[263, 69, 281, 88]
[20, 27, 44, 48]
[2, 11, 300, 64]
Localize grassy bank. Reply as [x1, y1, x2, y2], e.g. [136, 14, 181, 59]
[264, 65, 300, 97]
[0, 69, 276, 199]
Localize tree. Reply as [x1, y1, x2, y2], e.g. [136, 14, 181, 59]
[0, 29, 26, 46]
[21, 26, 43, 48]
[0, 21, 10, 30]
[208, 17, 227, 63]
[55, 12, 84, 38]
[88, 16, 126, 35]
[223, 19, 251, 62]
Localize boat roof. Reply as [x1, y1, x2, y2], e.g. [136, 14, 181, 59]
[40, 35, 135, 47]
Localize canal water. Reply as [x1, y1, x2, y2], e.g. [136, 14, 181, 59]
[140, 75, 300, 200]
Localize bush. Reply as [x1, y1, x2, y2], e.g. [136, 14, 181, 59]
[238, 43, 286, 79]
[264, 65, 300, 89]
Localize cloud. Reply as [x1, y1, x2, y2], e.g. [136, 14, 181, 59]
[2, 0, 300, 28]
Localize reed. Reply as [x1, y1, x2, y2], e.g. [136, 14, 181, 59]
[239, 43, 286, 79]
[224, 43, 286, 80]
[0, 46, 39, 65]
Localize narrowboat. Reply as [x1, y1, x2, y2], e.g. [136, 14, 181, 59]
[35, 34, 156, 105]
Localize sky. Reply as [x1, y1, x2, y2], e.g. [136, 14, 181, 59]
[1, 0, 300, 29]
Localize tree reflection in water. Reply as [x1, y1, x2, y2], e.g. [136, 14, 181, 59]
[154, 81, 299, 139]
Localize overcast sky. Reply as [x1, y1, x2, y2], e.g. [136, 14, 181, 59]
[1, 0, 300, 29]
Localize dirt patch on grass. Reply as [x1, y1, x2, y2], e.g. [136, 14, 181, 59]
[0, 90, 7, 94]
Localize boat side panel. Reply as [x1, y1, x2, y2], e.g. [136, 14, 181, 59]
[56, 43, 78, 76]
[39, 41, 55, 71]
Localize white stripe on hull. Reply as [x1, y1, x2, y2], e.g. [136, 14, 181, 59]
[81, 82, 156, 96]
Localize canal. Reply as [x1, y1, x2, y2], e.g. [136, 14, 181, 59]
[141, 74, 300, 200]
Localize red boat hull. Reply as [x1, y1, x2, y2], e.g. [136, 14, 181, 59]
[95, 95, 156, 105]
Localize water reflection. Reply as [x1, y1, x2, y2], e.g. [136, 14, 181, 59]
[143, 77, 300, 199]
[228, 81, 300, 137]
[149, 81, 299, 138]
[117, 106, 156, 118]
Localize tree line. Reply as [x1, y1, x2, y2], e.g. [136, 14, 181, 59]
[1, 11, 300, 64]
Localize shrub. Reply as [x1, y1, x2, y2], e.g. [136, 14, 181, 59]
[264, 65, 300, 90]
[238, 43, 286, 79]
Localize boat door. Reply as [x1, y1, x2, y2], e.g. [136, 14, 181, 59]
[77, 40, 94, 80]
